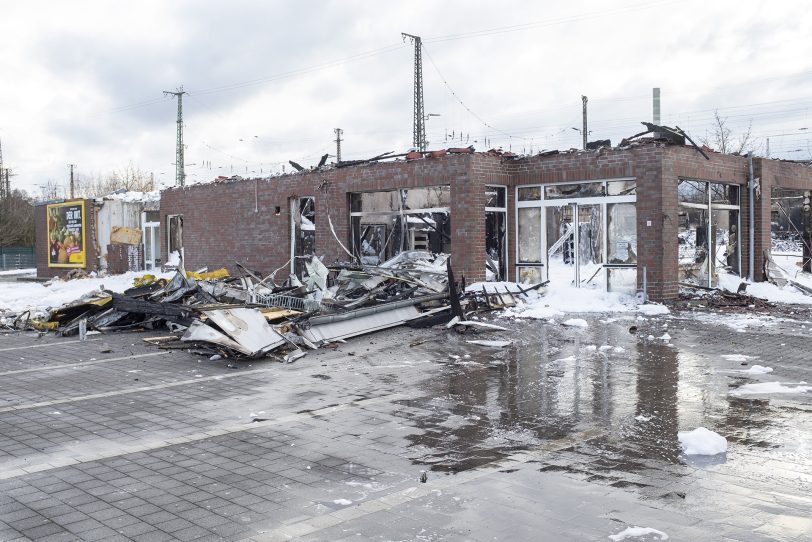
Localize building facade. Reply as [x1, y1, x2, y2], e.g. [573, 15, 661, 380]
[155, 142, 811, 301]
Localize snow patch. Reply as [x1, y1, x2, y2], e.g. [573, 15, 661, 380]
[635, 414, 652, 422]
[562, 318, 588, 328]
[466, 340, 512, 348]
[739, 365, 773, 375]
[729, 381, 811, 397]
[0, 270, 174, 316]
[332, 499, 352, 506]
[718, 273, 812, 305]
[721, 354, 751, 362]
[678, 427, 727, 455]
[0, 268, 36, 276]
[608, 526, 669, 541]
[638, 304, 670, 315]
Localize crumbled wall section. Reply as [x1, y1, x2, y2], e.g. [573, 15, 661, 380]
[159, 154, 485, 282]
[35, 199, 100, 279]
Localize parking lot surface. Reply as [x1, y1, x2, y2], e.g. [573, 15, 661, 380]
[0, 310, 810, 541]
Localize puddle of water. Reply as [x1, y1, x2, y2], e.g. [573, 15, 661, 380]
[400, 317, 810, 490]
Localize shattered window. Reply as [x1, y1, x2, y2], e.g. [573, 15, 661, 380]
[678, 179, 741, 287]
[678, 180, 708, 205]
[168, 215, 183, 254]
[710, 183, 739, 206]
[607, 180, 636, 196]
[518, 187, 541, 201]
[486, 186, 507, 281]
[607, 203, 637, 264]
[293, 197, 316, 277]
[544, 182, 605, 200]
[349, 186, 451, 264]
[770, 187, 811, 273]
[486, 186, 506, 209]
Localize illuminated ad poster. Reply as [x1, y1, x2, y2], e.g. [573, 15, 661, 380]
[47, 201, 87, 267]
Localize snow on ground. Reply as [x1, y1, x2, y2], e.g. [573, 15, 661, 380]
[729, 381, 812, 397]
[638, 304, 670, 315]
[608, 526, 669, 541]
[721, 354, 751, 362]
[691, 312, 777, 333]
[717, 273, 812, 305]
[466, 339, 512, 348]
[0, 271, 173, 317]
[0, 268, 36, 276]
[678, 427, 728, 455]
[738, 365, 773, 375]
[476, 281, 670, 320]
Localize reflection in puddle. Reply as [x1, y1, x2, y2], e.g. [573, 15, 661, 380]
[402, 318, 805, 484]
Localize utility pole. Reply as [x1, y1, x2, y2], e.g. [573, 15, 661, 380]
[652, 88, 661, 124]
[402, 33, 426, 152]
[581, 95, 588, 150]
[163, 86, 187, 187]
[69, 163, 76, 199]
[334, 128, 344, 162]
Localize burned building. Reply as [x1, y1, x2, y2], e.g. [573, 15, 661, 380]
[157, 141, 812, 301]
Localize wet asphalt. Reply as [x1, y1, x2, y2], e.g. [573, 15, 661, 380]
[0, 307, 809, 541]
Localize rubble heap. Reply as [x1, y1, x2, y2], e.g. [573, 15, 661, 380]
[4, 252, 542, 362]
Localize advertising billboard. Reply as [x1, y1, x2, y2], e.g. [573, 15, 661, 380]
[47, 200, 86, 268]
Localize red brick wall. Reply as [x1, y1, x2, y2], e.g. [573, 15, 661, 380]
[159, 154, 485, 282]
[35, 199, 100, 279]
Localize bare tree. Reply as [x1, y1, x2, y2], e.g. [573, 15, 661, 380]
[0, 190, 35, 246]
[700, 110, 759, 155]
[72, 163, 156, 198]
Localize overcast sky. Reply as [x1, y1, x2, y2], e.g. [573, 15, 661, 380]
[2, 0, 811, 195]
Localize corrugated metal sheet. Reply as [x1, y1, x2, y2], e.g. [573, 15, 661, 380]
[301, 305, 420, 343]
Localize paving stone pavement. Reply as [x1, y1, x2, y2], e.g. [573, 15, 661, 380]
[0, 308, 809, 541]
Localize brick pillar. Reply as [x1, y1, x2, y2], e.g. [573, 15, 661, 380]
[635, 147, 677, 301]
[450, 176, 487, 285]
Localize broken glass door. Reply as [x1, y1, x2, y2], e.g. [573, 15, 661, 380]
[545, 204, 577, 286]
[576, 204, 604, 288]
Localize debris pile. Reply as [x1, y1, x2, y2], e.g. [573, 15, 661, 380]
[4, 252, 543, 362]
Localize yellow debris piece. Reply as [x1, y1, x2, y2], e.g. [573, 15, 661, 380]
[186, 268, 230, 280]
[133, 274, 157, 287]
[31, 320, 59, 331]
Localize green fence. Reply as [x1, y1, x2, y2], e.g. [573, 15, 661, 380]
[0, 246, 35, 270]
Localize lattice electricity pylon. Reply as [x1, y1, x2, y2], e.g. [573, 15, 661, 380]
[401, 33, 426, 152]
[163, 86, 187, 186]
